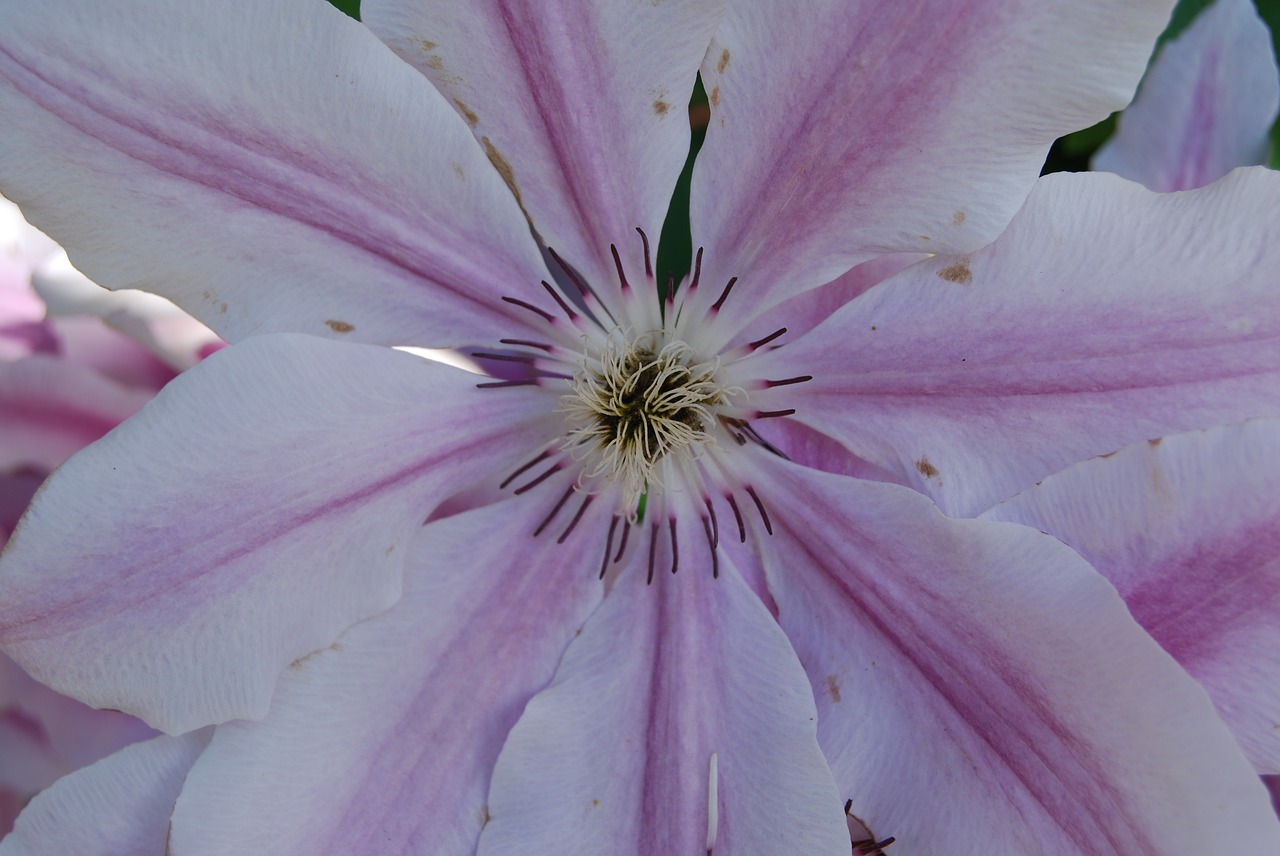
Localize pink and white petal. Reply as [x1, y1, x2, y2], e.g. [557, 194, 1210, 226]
[0, 356, 153, 471]
[1094, 0, 1280, 191]
[478, 535, 849, 856]
[0, 730, 209, 856]
[167, 496, 604, 856]
[759, 169, 1280, 516]
[687, 0, 1174, 332]
[0, 334, 559, 734]
[751, 457, 1280, 854]
[362, 0, 723, 302]
[982, 420, 1280, 773]
[0, 0, 552, 349]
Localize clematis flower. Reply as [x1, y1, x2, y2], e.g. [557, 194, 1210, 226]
[2, 1, 1280, 854]
[1092, 0, 1280, 191]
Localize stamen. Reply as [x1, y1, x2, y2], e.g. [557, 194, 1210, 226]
[557, 495, 594, 544]
[614, 518, 632, 563]
[547, 247, 592, 299]
[745, 486, 773, 535]
[499, 338, 554, 351]
[512, 462, 563, 495]
[669, 518, 679, 575]
[611, 244, 631, 293]
[710, 276, 738, 311]
[726, 494, 747, 543]
[501, 295, 554, 323]
[763, 375, 812, 388]
[600, 516, 620, 579]
[500, 450, 552, 490]
[534, 485, 576, 536]
[635, 227, 653, 277]
[476, 379, 537, 389]
[702, 516, 719, 579]
[747, 326, 787, 351]
[647, 522, 660, 585]
[688, 247, 704, 294]
[755, 408, 796, 419]
[541, 280, 578, 321]
[703, 497, 720, 548]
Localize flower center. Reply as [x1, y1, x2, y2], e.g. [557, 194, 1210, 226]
[562, 331, 736, 508]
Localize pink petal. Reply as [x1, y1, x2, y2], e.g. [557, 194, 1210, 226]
[686, 0, 1174, 334]
[751, 457, 1280, 853]
[362, 0, 723, 305]
[0, 356, 152, 471]
[0, 0, 552, 348]
[759, 169, 1280, 515]
[0, 731, 209, 856]
[0, 335, 558, 733]
[167, 496, 604, 855]
[1094, 0, 1280, 191]
[479, 526, 849, 856]
[983, 420, 1280, 773]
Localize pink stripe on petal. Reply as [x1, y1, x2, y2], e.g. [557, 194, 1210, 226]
[479, 520, 849, 856]
[752, 458, 1280, 854]
[363, 0, 723, 306]
[0, 335, 559, 734]
[762, 169, 1280, 515]
[168, 496, 604, 856]
[688, 0, 1174, 332]
[984, 420, 1280, 773]
[0, 0, 552, 349]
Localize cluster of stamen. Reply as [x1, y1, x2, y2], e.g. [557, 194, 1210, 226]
[562, 333, 735, 509]
[477, 229, 809, 582]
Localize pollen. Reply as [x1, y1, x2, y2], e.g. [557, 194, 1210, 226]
[562, 331, 733, 508]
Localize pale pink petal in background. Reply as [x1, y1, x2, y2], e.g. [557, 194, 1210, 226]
[1094, 0, 1280, 191]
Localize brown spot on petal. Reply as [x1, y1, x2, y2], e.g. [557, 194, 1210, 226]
[325, 320, 355, 333]
[653, 99, 670, 116]
[418, 39, 437, 51]
[483, 137, 530, 221]
[824, 674, 843, 702]
[952, 210, 966, 226]
[916, 458, 939, 478]
[425, 54, 445, 71]
[455, 99, 479, 127]
[717, 48, 731, 73]
[1147, 437, 1163, 448]
[937, 257, 972, 284]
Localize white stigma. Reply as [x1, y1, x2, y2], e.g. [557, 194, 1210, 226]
[562, 329, 738, 510]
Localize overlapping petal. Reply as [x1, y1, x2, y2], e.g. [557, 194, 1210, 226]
[0, 0, 553, 349]
[0, 334, 557, 733]
[687, 0, 1174, 334]
[166, 496, 604, 856]
[479, 527, 849, 856]
[759, 169, 1280, 515]
[363, 0, 723, 304]
[750, 456, 1280, 853]
[0, 731, 209, 856]
[983, 420, 1280, 773]
[1094, 0, 1280, 191]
